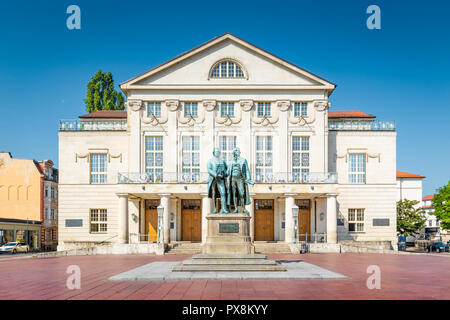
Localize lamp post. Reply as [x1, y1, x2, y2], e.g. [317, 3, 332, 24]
[292, 204, 299, 243]
[157, 204, 164, 244]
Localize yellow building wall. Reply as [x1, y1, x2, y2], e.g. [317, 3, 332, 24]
[0, 154, 42, 221]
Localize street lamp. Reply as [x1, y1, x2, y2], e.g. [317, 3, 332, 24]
[157, 204, 164, 244]
[292, 204, 299, 243]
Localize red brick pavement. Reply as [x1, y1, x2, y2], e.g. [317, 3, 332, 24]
[0, 253, 448, 300]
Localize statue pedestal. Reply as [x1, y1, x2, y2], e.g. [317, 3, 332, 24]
[172, 213, 286, 272]
[202, 214, 255, 254]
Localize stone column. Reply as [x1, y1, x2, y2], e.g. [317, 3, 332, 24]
[118, 194, 128, 244]
[160, 194, 171, 244]
[326, 193, 338, 243]
[201, 193, 211, 244]
[246, 194, 256, 242]
[128, 198, 140, 243]
[284, 194, 296, 243]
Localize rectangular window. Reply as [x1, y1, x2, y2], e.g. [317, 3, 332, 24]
[145, 136, 163, 182]
[220, 102, 234, 117]
[182, 136, 200, 182]
[255, 136, 273, 182]
[257, 102, 271, 117]
[45, 187, 48, 198]
[147, 102, 161, 117]
[294, 102, 308, 117]
[348, 208, 364, 232]
[219, 136, 236, 163]
[292, 136, 310, 181]
[184, 102, 198, 117]
[90, 154, 107, 184]
[90, 209, 107, 233]
[348, 154, 366, 184]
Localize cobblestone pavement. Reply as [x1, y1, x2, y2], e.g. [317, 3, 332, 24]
[0, 253, 448, 300]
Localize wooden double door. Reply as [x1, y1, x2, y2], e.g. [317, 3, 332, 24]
[296, 199, 311, 241]
[181, 200, 202, 241]
[254, 200, 274, 241]
[145, 200, 159, 242]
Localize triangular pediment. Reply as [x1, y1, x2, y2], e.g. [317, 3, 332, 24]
[120, 33, 335, 91]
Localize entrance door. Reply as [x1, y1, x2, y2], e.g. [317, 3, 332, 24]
[145, 200, 159, 242]
[254, 200, 274, 241]
[181, 200, 202, 241]
[296, 199, 311, 241]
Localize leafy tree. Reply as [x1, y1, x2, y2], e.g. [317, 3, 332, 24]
[84, 70, 124, 113]
[432, 181, 450, 229]
[397, 199, 426, 235]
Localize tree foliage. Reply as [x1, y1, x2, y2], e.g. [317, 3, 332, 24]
[432, 181, 450, 229]
[397, 199, 426, 235]
[84, 70, 124, 113]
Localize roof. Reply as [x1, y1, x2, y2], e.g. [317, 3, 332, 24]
[328, 111, 376, 119]
[396, 170, 425, 179]
[119, 33, 336, 92]
[423, 195, 434, 201]
[79, 110, 127, 119]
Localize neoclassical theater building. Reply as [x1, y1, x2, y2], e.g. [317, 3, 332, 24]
[58, 33, 397, 250]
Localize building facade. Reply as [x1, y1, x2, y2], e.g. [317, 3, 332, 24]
[58, 34, 398, 250]
[0, 152, 58, 250]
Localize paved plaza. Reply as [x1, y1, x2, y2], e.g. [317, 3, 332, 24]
[0, 253, 449, 300]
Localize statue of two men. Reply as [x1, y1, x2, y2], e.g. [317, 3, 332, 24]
[207, 147, 254, 214]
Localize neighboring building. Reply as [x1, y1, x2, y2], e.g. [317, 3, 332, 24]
[396, 170, 425, 204]
[421, 195, 440, 238]
[0, 152, 58, 250]
[38, 160, 59, 251]
[58, 33, 398, 250]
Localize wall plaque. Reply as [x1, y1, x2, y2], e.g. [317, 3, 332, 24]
[373, 218, 390, 226]
[337, 218, 345, 226]
[65, 219, 83, 227]
[219, 223, 239, 233]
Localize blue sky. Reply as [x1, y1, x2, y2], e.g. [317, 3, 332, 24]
[0, 0, 448, 196]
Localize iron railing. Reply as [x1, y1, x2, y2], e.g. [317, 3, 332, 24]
[129, 232, 158, 244]
[254, 172, 337, 184]
[59, 119, 127, 131]
[328, 120, 395, 131]
[294, 233, 327, 244]
[118, 172, 337, 184]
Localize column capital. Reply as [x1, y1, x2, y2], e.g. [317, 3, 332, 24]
[327, 193, 339, 198]
[158, 193, 172, 198]
[116, 193, 129, 198]
[284, 193, 298, 197]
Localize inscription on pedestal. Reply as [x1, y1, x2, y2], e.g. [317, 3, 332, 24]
[219, 223, 239, 233]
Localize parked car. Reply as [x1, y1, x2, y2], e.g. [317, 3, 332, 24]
[426, 242, 449, 253]
[405, 235, 416, 247]
[0, 242, 30, 254]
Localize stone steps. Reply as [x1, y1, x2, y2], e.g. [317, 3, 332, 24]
[165, 243, 202, 254]
[172, 253, 286, 272]
[254, 243, 292, 254]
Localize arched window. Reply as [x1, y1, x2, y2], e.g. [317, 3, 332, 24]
[210, 60, 245, 79]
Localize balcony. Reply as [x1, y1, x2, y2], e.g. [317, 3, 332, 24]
[328, 120, 395, 131]
[118, 172, 337, 184]
[59, 119, 127, 131]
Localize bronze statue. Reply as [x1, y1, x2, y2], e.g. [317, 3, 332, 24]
[207, 148, 229, 213]
[227, 147, 254, 214]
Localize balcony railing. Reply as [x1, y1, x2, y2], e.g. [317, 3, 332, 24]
[59, 119, 127, 131]
[118, 172, 337, 184]
[328, 120, 395, 131]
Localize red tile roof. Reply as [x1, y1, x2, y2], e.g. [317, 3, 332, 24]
[79, 110, 127, 119]
[396, 170, 425, 178]
[422, 195, 434, 201]
[328, 111, 376, 119]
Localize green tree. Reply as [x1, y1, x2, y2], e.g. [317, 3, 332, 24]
[397, 199, 426, 235]
[432, 181, 450, 229]
[84, 70, 124, 113]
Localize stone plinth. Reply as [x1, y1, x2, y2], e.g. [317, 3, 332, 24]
[202, 213, 255, 255]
